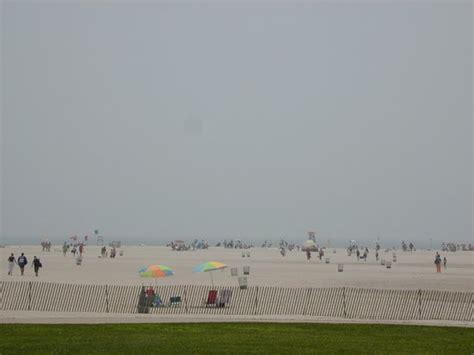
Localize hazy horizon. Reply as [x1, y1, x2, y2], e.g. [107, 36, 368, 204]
[1, 2, 472, 246]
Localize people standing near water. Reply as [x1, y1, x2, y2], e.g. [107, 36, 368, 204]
[375, 251, 379, 261]
[17, 253, 28, 276]
[63, 242, 68, 256]
[434, 253, 442, 273]
[356, 249, 360, 260]
[306, 250, 311, 261]
[32, 256, 42, 277]
[443, 257, 447, 269]
[7, 253, 16, 275]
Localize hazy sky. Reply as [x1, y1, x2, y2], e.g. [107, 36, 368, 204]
[1, 2, 472, 245]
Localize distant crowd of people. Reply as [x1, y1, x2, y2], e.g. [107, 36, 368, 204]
[101, 245, 117, 258]
[41, 240, 52, 252]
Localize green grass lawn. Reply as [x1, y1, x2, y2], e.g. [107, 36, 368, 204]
[0, 323, 472, 354]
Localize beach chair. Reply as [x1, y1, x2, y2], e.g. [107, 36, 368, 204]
[151, 295, 163, 307]
[169, 296, 182, 307]
[205, 290, 218, 307]
[217, 289, 233, 307]
[243, 266, 250, 275]
[230, 267, 238, 276]
[238, 277, 248, 290]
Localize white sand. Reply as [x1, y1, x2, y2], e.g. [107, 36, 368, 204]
[2, 245, 473, 291]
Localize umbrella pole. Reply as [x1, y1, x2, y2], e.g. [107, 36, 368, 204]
[210, 271, 214, 288]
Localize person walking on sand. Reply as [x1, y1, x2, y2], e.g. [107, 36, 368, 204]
[32, 256, 42, 277]
[434, 253, 442, 273]
[7, 253, 16, 275]
[443, 257, 447, 269]
[306, 250, 311, 261]
[17, 253, 28, 276]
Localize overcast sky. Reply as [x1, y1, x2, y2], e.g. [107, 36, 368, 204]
[1, 2, 472, 246]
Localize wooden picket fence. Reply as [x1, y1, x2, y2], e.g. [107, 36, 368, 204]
[1, 281, 472, 321]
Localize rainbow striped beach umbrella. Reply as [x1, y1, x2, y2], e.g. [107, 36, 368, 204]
[138, 264, 174, 278]
[193, 261, 227, 287]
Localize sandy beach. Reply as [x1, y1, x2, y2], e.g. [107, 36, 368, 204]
[2, 245, 473, 291]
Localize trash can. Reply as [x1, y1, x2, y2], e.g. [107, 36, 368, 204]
[243, 266, 250, 275]
[238, 277, 248, 290]
[381, 259, 385, 265]
[325, 257, 330, 264]
[231, 267, 238, 276]
[386, 261, 392, 269]
[338, 264, 343, 272]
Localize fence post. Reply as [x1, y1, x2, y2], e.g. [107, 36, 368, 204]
[418, 289, 422, 320]
[303, 288, 311, 316]
[28, 281, 32, 311]
[105, 284, 109, 313]
[183, 285, 188, 313]
[254, 286, 259, 315]
[343, 287, 346, 318]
